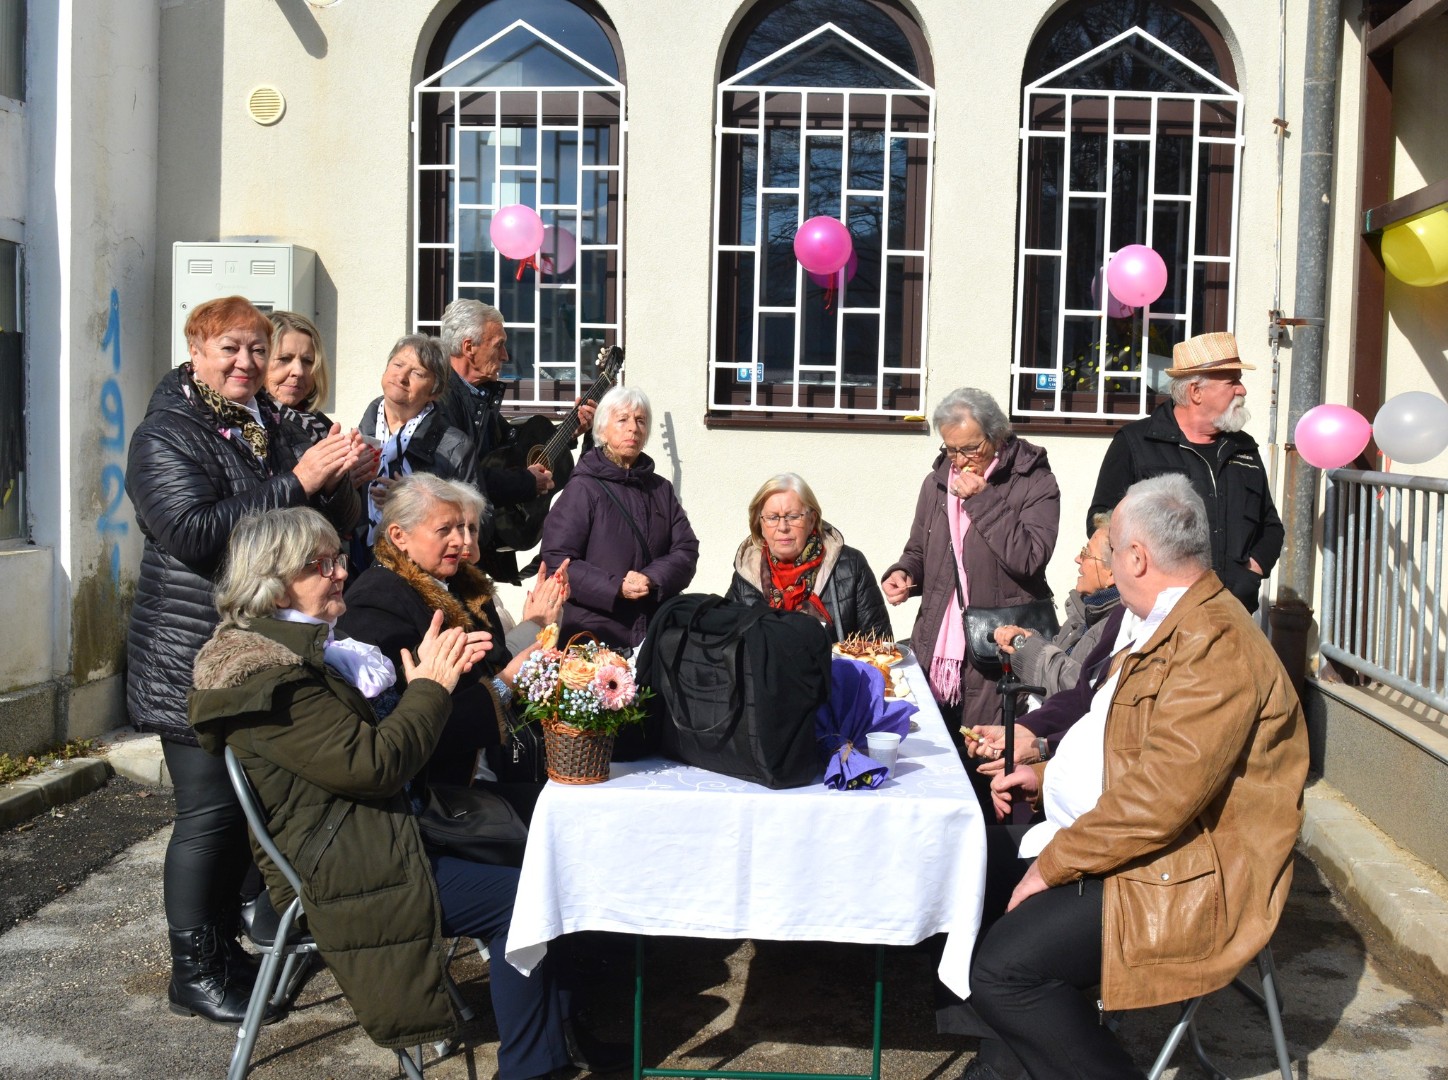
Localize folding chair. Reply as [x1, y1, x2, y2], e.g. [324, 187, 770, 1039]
[224, 746, 428, 1080]
[1146, 945, 1292, 1080]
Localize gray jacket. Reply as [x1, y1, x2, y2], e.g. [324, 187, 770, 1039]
[1010, 587, 1121, 698]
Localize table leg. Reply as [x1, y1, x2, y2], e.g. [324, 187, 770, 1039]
[632, 939, 886, 1080]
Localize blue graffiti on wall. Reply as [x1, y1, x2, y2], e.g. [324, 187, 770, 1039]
[98, 289, 127, 581]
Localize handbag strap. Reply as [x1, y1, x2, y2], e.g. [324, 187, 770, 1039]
[593, 477, 653, 565]
[661, 597, 768, 747]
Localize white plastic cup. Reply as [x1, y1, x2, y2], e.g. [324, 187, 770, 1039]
[865, 731, 901, 776]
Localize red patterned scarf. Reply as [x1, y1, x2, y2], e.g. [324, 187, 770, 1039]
[763, 529, 832, 625]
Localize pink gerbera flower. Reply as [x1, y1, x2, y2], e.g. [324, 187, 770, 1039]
[590, 663, 636, 711]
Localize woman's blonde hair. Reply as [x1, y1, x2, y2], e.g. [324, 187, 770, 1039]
[214, 507, 339, 626]
[267, 310, 330, 411]
[745, 472, 822, 547]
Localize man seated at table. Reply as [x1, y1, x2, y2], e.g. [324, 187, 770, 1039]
[955, 474, 1308, 1080]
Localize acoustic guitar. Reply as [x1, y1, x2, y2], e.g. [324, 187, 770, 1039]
[484, 345, 625, 552]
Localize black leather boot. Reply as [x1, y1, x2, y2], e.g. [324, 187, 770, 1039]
[563, 1016, 630, 1074]
[221, 900, 260, 990]
[167, 923, 254, 1025]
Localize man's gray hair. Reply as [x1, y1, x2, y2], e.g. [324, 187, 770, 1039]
[592, 384, 652, 445]
[439, 299, 504, 359]
[381, 473, 489, 537]
[387, 334, 450, 399]
[1169, 373, 1207, 406]
[215, 508, 338, 627]
[932, 387, 1012, 444]
[1115, 473, 1211, 573]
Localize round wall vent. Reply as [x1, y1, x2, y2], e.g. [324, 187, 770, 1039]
[247, 86, 286, 126]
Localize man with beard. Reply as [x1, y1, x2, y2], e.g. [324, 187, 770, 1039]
[1087, 331, 1282, 612]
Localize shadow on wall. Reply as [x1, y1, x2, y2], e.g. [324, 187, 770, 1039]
[314, 256, 339, 415]
[276, 0, 328, 59]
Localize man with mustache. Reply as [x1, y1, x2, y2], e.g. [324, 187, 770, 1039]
[1087, 331, 1283, 613]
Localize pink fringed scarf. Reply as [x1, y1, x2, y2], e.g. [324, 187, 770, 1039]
[929, 457, 999, 704]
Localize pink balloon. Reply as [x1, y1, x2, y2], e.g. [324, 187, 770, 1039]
[540, 225, 576, 275]
[490, 204, 544, 261]
[793, 216, 854, 276]
[1091, 266, 1135, 318]
[808, 250, 858, 290]
[1294, 404, 1372, 470]
[1106, 245, 1169, 307]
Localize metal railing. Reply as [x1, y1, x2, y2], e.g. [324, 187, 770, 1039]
[1321, 469, 1448, 713]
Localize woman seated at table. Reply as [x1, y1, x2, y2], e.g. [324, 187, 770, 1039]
[355, 335, 478, 570]
[726, 472, 891, 641]
[539, 385, 699, 650]
[188, 507, 571, 1079]
[338, 473, 563, 787]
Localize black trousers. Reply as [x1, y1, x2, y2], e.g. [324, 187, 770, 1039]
[965, 832, 1146, 1080]
[161, 740, 255, 931]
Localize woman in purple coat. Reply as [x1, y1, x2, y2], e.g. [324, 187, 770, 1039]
[539, 386, 699, 649]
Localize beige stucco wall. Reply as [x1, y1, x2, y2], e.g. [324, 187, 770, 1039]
[153, 0, 1348, 637]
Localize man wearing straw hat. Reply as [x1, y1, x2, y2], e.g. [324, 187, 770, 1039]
[1087, 331, 1283, 613]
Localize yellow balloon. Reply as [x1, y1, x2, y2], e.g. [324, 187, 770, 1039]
[1382, 210, 1448, 287]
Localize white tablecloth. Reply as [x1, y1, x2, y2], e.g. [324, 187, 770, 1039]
[505, 658, 987, 998]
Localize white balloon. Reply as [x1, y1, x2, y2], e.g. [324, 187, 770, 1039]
[1373, 392, 1448, 465]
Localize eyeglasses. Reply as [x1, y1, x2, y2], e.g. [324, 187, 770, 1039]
[309, 553, 349, 578]
[940, 441, 990, 460]
[1077, 544, 1105, 565]
[761, 512, 810, 528]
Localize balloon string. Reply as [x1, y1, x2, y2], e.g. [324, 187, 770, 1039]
[514, 254, 539, 281]
[823, 278, 836, 311]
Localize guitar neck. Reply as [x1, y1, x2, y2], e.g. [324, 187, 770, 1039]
[537, 367, 618, 469]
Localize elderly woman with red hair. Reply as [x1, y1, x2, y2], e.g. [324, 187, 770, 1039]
[125, 295, 365, 1025]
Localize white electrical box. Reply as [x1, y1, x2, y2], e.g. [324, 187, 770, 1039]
[171, 242, 316, 365]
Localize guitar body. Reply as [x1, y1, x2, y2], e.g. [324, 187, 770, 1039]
[482, 416, 575, 552]
[479, 346, 625, 552]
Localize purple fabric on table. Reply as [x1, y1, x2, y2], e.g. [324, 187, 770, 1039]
[816, 658, 918, 789]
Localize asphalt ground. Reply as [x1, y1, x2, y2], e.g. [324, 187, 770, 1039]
[1, 776, 1446, 1078]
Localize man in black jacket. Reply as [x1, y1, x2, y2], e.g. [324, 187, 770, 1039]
[1087, 331, 1282, 613]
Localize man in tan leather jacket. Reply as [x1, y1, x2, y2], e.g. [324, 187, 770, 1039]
[961, 474, 1309, 1080]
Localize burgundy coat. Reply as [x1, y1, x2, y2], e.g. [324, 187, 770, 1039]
[539, 447, 700, 649]
[882, 435, 1060, 731]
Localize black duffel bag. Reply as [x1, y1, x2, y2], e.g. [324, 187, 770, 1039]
[636, 594, 831, 789]
[416, 782, 529, 867]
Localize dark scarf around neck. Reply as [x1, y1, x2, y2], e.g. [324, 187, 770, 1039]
[182, 362, 270, 461]
[373, 531, 495, 632]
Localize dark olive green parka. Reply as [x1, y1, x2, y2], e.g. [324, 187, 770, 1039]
[188, 616, 459, 1049]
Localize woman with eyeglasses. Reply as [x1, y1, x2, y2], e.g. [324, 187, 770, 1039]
[881, 387, 1060, 739]
[539, 385, 700, 649]
[726, 472, 891, 640]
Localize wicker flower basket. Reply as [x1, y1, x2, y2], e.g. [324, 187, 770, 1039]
[543, 717, 616, 785]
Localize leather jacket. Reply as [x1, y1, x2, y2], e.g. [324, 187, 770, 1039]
[1034, 572, 1308, 1010]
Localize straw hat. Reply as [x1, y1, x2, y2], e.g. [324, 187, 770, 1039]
[1166, 331, 1256, 378]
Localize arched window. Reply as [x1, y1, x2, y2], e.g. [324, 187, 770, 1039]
[1011, 1, 1241, 423]
[710, 0, 934, 424]
[414, 0, 624, 410]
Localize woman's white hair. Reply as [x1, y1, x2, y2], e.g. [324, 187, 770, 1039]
[214, 508, 338, 627]
[931, 387, 1012, 444]
[1113, 474, 1210, 573]
[380, 473, 490, 537]
[592, 384, 652, 446]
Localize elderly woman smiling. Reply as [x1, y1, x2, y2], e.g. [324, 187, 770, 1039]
[188, 507, 572, 1077]
[727, 472, 890, 640]
[338, 474, 561, 787]
[539, 385, 699, 648]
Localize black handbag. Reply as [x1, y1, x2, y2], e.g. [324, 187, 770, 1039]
[499, 715, 548, 784]
[963, 600, 1059, 679]
[636, 594, 830, 789]
[416, 782, 528, 867]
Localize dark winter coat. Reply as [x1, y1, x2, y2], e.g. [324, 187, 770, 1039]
[436, 371, 535, 507]
[539, 447, 700, 649]
[1087, 401, 1284, 613]
[188, 616, 457, 1049]
[125, 368, 361, 743]
[882, 436, 1060, 732]
[726, 523, 892, 642]
[336, 533, 510, 786]
[357, 397, 478, 488]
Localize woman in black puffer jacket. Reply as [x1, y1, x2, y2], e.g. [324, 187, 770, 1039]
[125, 296, 362, 1025]
[726, 472, 891, 641]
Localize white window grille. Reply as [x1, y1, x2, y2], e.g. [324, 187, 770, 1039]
[1011, 26, 1242, 421]
[710, 22, 934, 419]
[414, 19, 624, 408]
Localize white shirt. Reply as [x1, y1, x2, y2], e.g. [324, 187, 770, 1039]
[1018, 585, 1189, 859]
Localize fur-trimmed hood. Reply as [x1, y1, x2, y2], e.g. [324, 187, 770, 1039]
[189, 618, 332, 752]
[193, 625, 309, 691]
[372, 531, 495, 632]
